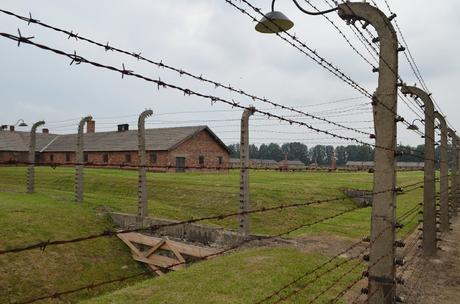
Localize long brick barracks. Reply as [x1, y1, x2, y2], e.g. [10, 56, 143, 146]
[0, 122, 230, 172]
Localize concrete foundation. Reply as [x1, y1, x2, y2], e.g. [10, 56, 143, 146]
[344, 189, 373, 207]
[109, 212, 262, 247]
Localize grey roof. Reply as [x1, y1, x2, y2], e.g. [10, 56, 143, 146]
[279, 160, 306, 166]
[346, 161, 375, 167]
[229, 159, 279, 165]
[251, 159, 278, 165]
[0, 126, 229, 153]
[345, 161, 424, 168]
[0, 131, 57, 151]
[396, 162, 424, 167]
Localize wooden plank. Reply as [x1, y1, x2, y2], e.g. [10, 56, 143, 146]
[118, 234, 143, 257]
[144, 239, 166, 258]
[123, 233, 163, 249]
[147, 264, 164, 276]
[159, 240, 219, 258]
[166, 241, 186, 263]
[132, 254, 185, 270]
[123, 232, 219, 257]
[118, 234, 164, 276]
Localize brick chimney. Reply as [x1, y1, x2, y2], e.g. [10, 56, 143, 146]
[9, 126, 15, 132]
[331, 150, 337, 171]
[282, 152, 288, 171]
[42, 128, 49, 134]
[86, 120, 95, 133]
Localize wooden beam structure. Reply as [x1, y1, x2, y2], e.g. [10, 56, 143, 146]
[118, 232, 220, 276]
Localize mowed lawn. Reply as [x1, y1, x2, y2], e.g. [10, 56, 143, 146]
[0, 166, 423, 303]
[0, 166, 423, 237]
[82, 247, 365, 304]
[0, 191, 145, 304]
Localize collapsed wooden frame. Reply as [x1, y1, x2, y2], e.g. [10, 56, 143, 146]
[118, 232, 220, 276]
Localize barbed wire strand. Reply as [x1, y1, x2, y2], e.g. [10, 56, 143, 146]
[0, 8, 374, 137]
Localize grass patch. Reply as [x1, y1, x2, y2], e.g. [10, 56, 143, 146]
[0, 167, 423, 238]
[0, 191, 145, 304]
[81, 247, 365, 304]
[0, 167, 424, 303]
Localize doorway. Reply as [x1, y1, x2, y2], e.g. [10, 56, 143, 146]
[175, 157, 186, 172]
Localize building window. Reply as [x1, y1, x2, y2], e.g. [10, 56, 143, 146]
[198, 155, 204, 166]
[125, 153, 131, 163]
[103, 154, 109, 163]
[84, 153, 88, 163]
[150, 152, 157, 164]
[35, 152, 41, 163]
[218, 156, 223, 165]
[49, 154, 54, 162]
[65, 153, 71, 162]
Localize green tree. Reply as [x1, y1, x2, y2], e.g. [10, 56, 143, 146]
[336, 146, 347, 165]
[267, 143, 284, 161]
[310, 145, 327, 165]
[281, 142, 309, 164]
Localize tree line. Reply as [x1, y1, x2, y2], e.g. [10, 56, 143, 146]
[227, 142, 452, 166]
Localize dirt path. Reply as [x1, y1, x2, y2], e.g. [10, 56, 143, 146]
[235, 220, 460, 303]
[401, 215, 460, 303]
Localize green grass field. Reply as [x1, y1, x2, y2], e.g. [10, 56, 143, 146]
[0, 166, 423, 303]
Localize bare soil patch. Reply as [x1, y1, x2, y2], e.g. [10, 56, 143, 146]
[400, 215, 460, 303]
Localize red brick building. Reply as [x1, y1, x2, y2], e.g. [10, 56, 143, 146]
[0, 124, 230, 172]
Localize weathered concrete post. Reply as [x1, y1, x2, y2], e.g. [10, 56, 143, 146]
[401, 85, 436, 256]
[448, 130, 458, 218]
[434, 112, 448, 232]
[338, 3, 398, 303]
[27, 120, 45, 193]
[452, 136, 460, 216]
[75, 116, 93, 203]
[239, 107, 255, 236]
[137, 109, 153, 222]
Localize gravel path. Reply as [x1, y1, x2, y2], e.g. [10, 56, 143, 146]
[401, 214, 460, 303]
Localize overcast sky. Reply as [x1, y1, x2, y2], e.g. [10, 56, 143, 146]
[0, 0, 458, 147]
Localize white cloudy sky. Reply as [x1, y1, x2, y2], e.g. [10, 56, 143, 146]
[0, 0, 458, 147]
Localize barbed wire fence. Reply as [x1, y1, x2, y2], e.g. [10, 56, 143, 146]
[0, 1, 457, 304]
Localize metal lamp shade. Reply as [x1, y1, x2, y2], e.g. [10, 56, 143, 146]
[18, 122, 28, 127]
[255, 11, 294, 33]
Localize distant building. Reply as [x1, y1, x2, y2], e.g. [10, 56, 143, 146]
[229, 158, 240, 168]
[0, 124, 230, 172]
[396, 162, 425, 170]
[344, 161, 375, 170]
[279, 160, 307, 171]
[228, 158, 279, 169]
[251, 159, 279, 169]
[345, 161, 424, 171]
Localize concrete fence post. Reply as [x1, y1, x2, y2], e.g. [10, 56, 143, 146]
[239, 107, 255, 236]
[456, 136, 460, 216]
[338, 3, 398, 303]
[434, 112, 448, 232]
[401, 85, 436, 257]
[137, 109, 153, 223]
[27, 120, 45, 193]
[448, 130, 458, 219]
[75, 116, 92, 203]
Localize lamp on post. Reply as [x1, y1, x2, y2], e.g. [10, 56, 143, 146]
[255, 1, 400, 303]
[255, 0, 338, 34]
[401, 85, 437, 258]
[3, 119, 28, 131]
[434, 112, 449, 233]
[14, 119, 28, 127]
[407, 118, 424, 131]
[448, 129, 458, 218]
